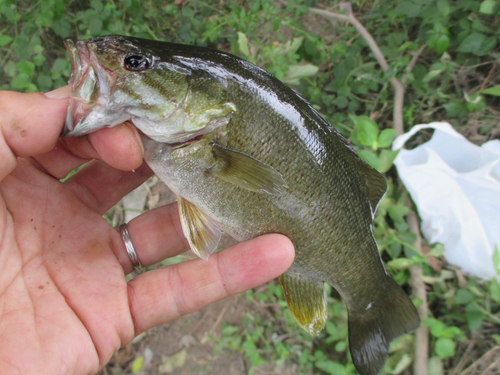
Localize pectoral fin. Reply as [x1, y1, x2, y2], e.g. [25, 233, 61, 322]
[279, 272, 327, 335]
[210, 143, 288, 195]
[177, 196, 222, 261]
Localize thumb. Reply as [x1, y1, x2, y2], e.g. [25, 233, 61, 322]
[0, 86, 70, 180]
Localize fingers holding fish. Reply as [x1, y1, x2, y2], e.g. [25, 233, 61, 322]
[34, 122, 145, 180]
[0, 89, 69, 180]
[64, 160, 153, 215]
[112, 202, 189, 274]
[0, 88, 143, 182]
[85, 122, 144, 171]
[126, 234, 295, 335]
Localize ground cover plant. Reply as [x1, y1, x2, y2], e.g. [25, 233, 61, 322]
[1, 0, 499, 374]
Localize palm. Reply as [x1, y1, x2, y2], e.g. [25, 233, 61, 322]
[0, 159, 134, 374]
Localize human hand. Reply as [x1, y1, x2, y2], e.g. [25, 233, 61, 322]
[0, 88, 294, 375]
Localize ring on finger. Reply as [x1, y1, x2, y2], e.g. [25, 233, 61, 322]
[118, 223, 144, 272]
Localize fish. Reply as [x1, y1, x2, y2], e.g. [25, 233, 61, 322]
[62, 35, 420, 375]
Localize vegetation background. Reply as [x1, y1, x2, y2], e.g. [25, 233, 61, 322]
[1, 0, 499, 374]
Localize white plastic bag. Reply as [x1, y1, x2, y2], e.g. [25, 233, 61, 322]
[393, 122, 500, 279]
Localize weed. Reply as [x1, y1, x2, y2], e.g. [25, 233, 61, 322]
[3, 0, 499, 374]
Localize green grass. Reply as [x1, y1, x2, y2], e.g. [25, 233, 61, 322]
[2, 0, 500, 374]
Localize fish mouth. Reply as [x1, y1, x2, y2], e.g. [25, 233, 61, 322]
[62, 38, 115, 136]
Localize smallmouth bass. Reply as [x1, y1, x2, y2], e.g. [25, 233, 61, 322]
[62, 35, 420, 375]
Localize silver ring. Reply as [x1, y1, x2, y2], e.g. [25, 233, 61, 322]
[118, 223, 144, 272]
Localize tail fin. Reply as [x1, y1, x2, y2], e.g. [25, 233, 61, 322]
[348, 277, 420, 375]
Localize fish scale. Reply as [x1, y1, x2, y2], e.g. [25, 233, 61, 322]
[63, 35, 420, 375]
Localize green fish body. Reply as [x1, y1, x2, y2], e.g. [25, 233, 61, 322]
[63, 36, 420, 375]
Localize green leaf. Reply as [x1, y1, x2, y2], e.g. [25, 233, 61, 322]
[443, 102, 467, 117]
[388, 242, 402, 258]
[325, 321, 339, 339]
[0, 35, 13, 47]
[222, 325, 239, 336]
[288, 37, 303, 54]
[158, 349, 188, 373]
[392, 354, 412, 374]
[493, 245, 500, 270]
[423, 318, 445, 337]
[4, 61, 16, 78]
[482, 86, 500, 96]
[388, 257, 417, 270]
[423, 69, 443, 83]
[428, 356, 444, 375]
[436, 34, 450, 55]
[255, 292, 268, 301]
[395, 1, 423, 17]
[387, 205, 409, 223]
[89, 18, 103, 35]
[436, 0, 451, 16]
[91, 0, 103, 12]
[379, 149, 399, 173]
[378, 129, 397, 148]
[477, 36, 497, 56]
[358, 150, 380, 170]
[315, 360, 348, 375]
[479, 0, 497, 14]
[334, 340, 347, 352]
[283, 64, 319, 85]
[440, 326, 462, 338]
[457, 33, 486, 53]
[11, 73, 31, 89]
[427, 34, 439, 49]
[455, 289, 473, 304]
[131, 356, 144, 373]
[52, 58, 68, 72]
[237, 32, 250, 57]
[16, 61, 35, 76]
[333, 95, 348, 109]
[466, 302, 484, 332]
[354, 116, 379, 148]
[435, 337, 455, 358]
[490, 279, 500, 304]
[37, 75, 53, 92]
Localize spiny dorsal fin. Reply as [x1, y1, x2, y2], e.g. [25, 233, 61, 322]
[210, 143, 288, 195]
[279, 272, 327, 336]
[355, 158, 387, 215]
[177, 196, 222, 261]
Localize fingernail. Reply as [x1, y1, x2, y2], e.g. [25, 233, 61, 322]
[44, 85, 72, 99]
[126, 122, 144, 157]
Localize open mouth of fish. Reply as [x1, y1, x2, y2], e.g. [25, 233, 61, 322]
[62, 37, 235, 144]
[62, 38, 116, 136]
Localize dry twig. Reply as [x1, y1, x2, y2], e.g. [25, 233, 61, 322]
[310, 3, 405, 135]
[408, 210, 429, 375]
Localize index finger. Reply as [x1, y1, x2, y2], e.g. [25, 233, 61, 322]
[127, 234, 295, 335]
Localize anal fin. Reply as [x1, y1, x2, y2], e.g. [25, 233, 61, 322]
[279, 272, 327, 336]
[177, 196, 222, 261]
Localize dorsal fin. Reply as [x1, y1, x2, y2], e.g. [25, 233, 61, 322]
[355, 158, 387, 215]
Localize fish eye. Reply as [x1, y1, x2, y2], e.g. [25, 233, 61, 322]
[124, 55, 152, 71]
